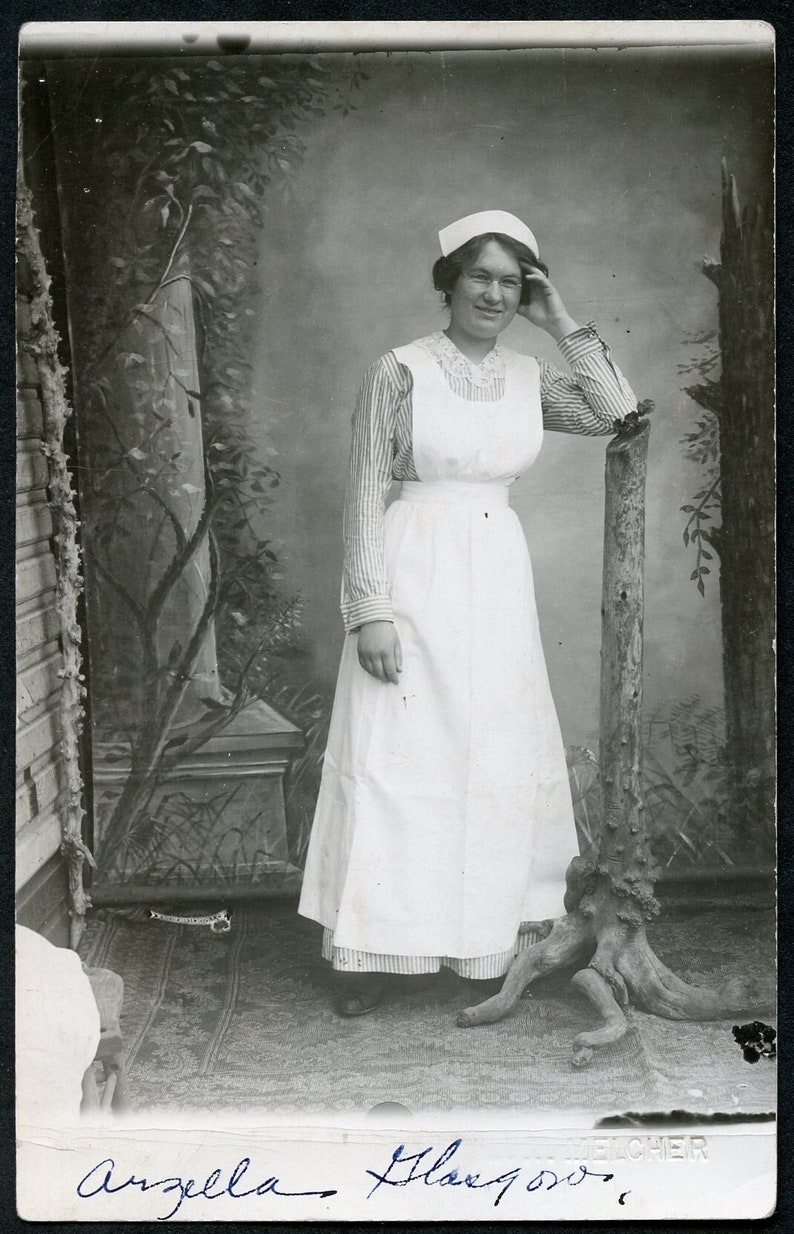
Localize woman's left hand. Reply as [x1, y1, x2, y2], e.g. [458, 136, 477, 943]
[516, 264, 581, 343]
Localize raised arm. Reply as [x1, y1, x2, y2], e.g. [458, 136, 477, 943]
[518, 264, 637, 435]
[540, 323, 638, 436]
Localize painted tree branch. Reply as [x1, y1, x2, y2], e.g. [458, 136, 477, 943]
[153, 611, 282, 771]
[145, 479, 218, 632]
[97, 526, 223, 863]
[87, 201, 195, 375]
[90, 392, 189, 554]
[84, 549, 158, 679]
[16, 181, 95, 947]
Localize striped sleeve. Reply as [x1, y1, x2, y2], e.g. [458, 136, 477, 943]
[341, 355, 402, 632]
[540, 321, 637, 436]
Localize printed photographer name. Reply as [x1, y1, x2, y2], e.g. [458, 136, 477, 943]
[566, 1135, 708, 1163]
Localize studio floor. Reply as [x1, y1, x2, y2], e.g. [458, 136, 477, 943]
[79, 901, 776, 1122]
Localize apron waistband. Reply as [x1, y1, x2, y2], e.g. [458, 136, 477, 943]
[397, 480, 511, 507]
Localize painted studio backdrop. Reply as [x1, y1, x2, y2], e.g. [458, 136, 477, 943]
[27, 43, 773, 899]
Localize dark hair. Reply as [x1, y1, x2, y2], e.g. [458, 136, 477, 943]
[432, 232, 549, 307]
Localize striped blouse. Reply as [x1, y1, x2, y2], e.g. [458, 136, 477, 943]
[342, 323, 638, 632]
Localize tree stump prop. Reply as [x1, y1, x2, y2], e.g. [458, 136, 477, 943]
[457, 417, 772, 1064]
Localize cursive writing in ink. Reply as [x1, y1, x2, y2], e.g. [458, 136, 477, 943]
[77, 1157, 337, 1221]
[365, 1138, 614, 1208]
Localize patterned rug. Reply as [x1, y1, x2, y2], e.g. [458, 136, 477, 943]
[79, 904, 776, 1119]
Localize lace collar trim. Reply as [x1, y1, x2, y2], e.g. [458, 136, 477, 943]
[418, 331, 505, 388]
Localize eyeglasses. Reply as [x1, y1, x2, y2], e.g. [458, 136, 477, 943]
[463, 273, 523, 293]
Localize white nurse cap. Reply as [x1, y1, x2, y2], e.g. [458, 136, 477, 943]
[438, 210, 539, 259]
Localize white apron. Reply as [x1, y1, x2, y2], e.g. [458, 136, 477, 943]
[298, 342, 579, 972]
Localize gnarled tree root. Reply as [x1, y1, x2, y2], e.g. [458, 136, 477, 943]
[570, 967, 628, 1068]
[457, 911, 774, 1067]
[456, 911, 592, 1028]
[616, 930, 773, 1019]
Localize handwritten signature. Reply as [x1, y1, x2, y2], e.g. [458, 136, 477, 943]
[76, 1157, 337, 1221]
[76, 1139, 626, 1218]
[366, 1138, 619, 1207]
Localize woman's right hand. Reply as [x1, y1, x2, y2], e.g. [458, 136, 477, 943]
[357, 620, 403, 684]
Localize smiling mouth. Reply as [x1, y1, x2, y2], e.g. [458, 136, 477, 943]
[477, 307, 502, 317]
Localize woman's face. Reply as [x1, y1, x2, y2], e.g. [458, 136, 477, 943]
[447, 239, 523, 345]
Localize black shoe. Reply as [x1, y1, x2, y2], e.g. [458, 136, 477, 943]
[333, 973, 388, 1017]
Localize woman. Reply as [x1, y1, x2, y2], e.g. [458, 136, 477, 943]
[298, 210, 637, 1016]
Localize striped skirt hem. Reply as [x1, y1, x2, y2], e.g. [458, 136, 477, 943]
[321, 923, 550, 979]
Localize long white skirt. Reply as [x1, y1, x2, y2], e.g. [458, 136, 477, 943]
[298, 480, 579, 976]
